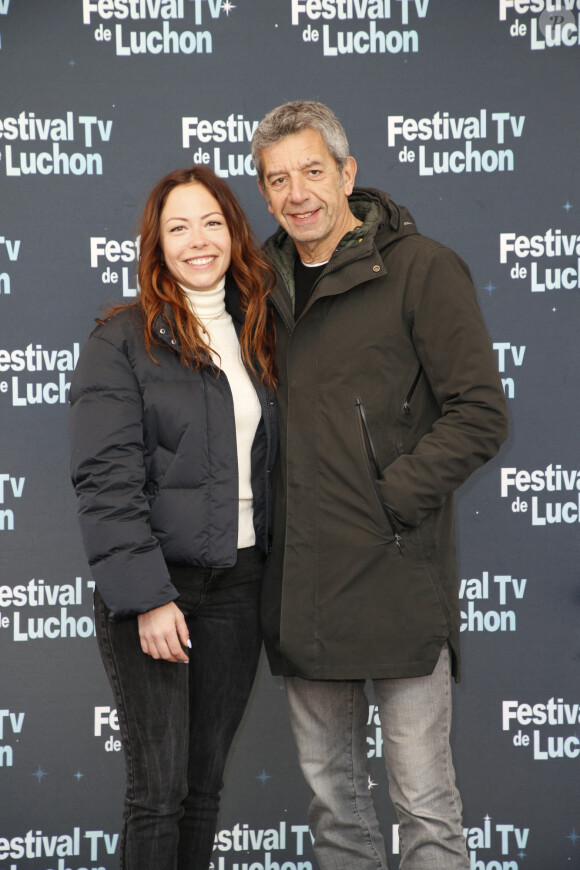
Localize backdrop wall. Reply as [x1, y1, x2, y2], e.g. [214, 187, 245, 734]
[1, 2, 579, 868]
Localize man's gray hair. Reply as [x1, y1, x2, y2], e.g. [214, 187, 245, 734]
[251, 101, 350, 185]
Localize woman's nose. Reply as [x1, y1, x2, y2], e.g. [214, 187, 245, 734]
[187, 228, 208, 248]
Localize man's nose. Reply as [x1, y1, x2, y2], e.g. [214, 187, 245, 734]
[289, 176, 307, 203]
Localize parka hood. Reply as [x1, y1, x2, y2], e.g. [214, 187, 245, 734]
[263, 187, 419, 320]
[347, 187, 418, 246]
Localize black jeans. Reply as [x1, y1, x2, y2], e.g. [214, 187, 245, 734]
[94, 546, 264, 870]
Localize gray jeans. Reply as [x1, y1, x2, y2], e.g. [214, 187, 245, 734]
[285, 645, 469, 870]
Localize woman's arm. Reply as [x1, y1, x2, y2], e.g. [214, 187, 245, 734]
[69, 327, 178, 619]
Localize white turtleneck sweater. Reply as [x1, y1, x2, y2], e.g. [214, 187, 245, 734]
[180, 278, 261, 549]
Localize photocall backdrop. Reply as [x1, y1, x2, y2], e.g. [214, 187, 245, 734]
[1, 2, 579, 868]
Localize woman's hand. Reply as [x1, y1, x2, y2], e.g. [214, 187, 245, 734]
[137, 602, 191, 663]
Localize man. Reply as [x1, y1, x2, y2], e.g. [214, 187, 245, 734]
[251, 101, 508, 870]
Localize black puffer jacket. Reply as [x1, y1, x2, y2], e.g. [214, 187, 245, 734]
[69, 277, 277, 619]
[262, 188, 508, 681]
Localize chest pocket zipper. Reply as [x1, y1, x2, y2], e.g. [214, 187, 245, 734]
[355, 398, 404, 556]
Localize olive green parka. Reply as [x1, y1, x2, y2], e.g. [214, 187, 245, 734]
[262, 187, 509, 681]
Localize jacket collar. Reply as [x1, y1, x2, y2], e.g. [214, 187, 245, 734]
[265, 187, 417, 320]
[152, 272, 244, 353]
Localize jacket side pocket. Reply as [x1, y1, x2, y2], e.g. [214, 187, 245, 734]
[355, 397, 404, 556]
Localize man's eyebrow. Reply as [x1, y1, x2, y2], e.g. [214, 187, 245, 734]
[265, 158, 324, 181]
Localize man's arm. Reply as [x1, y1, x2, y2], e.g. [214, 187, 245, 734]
[377, 244, 509, 528]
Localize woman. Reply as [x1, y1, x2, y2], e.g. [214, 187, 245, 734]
[69, 167, 277, 870]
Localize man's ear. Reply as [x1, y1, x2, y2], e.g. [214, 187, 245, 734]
[258, 180, 274, 215]
[341, 156, 357, 196]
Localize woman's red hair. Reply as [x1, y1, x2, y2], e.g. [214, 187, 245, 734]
[108, 167, 276, 388]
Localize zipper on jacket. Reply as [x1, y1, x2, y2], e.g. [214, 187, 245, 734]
[355, 398, 404, 556]
[267, 263, 295, 336]
[402, 365, 423, 415]
[265, 385, 274, 554]
[270, 292, 293, 336]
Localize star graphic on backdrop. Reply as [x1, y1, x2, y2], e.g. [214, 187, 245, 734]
[367, 776, 377, 790]
[566, 829, 580, 845]
[483, 281, 496, 295]
[69, 60, 76, 66]
[74, 771, 84, 781]
[221, 0, 236, 14]
[256, 769, 271, 785]
[32, 766, 47, 782]
[518, 851, 527, 859]
[484, 814, 492, 822]
[563, 201, 573, 212]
